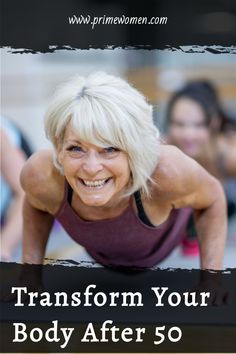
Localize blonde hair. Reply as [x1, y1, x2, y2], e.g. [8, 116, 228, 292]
[44, 72, 160, 197]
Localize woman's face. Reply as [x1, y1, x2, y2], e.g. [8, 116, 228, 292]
[58, 125, 131, 208]
[168, 97, 211, 158]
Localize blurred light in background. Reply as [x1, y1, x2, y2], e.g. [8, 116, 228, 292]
[1, 48, 236, 149]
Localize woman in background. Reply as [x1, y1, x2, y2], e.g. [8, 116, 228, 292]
[166, 81, 236, 255]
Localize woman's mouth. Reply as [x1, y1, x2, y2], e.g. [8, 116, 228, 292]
[79, 177, 112, 189]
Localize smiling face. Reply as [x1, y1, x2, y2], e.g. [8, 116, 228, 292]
[58, 125, 131, 208]
[168, 97, 211, 158]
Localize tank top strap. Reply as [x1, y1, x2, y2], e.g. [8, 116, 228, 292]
[67, 181, 73, 205]
[134, 190, 154, 227]
[55, 179, 71, 218]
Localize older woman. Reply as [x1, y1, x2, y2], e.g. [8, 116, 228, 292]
[20, 73, 226, 270]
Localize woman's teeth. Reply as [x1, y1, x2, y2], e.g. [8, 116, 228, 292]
[82, 178, 109, 187]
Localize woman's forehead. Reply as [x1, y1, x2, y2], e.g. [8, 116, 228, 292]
[64, 123, 79, 140]
[172, 98, 205, 121]
[63, 123, 115, 148]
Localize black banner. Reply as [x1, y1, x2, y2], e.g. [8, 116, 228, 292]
[1, 262, 236, 352]
[1, 0, 236, 51]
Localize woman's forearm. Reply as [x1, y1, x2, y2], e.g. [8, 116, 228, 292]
[22, 197, 54, 264]
[195, 184, 227, 270]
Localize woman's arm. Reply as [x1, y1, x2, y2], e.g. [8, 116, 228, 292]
[20, 150, 62, 264]
[178, 154, 226, 270]
[192, 178, 227, 270]
[159, 146, 227, 270]
[22, 196, 54, 264]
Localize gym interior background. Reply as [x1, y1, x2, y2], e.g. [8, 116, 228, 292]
[1, 48, 236, 267]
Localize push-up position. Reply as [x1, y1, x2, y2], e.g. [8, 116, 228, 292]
[21, 73, 227, 269]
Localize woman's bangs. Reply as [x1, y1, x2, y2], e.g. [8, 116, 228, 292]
[70, 102, 123, 149]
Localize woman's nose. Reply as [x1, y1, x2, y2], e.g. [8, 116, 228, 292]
[81, 152, 103, 175]
[181, 125, 197, 138]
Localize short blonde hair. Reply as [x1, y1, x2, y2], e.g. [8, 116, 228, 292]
[44, 72, 160, 197]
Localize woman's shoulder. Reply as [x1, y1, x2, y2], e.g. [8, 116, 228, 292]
[20, 150, 64, 212]
[155, 144, 188, 177]
[152, 144, 200, 195]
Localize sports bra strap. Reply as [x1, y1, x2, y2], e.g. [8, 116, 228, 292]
[67, 183, 73, 205]
[134, 190, 154, 227]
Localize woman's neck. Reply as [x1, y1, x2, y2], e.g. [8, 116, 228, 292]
[71, 194, 131, 221]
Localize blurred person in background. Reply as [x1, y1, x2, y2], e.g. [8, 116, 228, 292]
[166, 80, 236, 256]
[1, 117, 32, 261]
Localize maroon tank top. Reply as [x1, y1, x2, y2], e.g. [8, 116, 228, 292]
[55, 181, 192, 268]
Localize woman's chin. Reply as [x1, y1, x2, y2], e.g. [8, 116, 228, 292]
[78, 194, 111, 207]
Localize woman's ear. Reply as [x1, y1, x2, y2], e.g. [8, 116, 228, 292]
[57, 150, 63, 166]
[56, 141, 63, 165]
[53, 146, 64, 175]
[54, 142, 64, 170]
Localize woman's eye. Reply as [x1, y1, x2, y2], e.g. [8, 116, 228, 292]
[104, 147, 119, 153]
[172, 121, 185, 128]
[68, 146, 82, 152]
